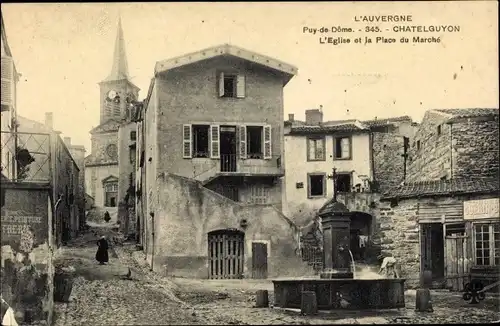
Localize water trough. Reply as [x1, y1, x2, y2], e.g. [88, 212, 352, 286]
[272, 195, 406, 310]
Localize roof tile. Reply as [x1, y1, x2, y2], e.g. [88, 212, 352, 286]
[382, 177, 500, 200]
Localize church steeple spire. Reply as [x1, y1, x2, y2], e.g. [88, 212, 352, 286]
[104, 15, 129, 82]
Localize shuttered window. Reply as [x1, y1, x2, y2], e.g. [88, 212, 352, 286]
[1, 56, 14, 111]
[218, 72, 245, 98]
[334, 136, 352, 160]
[239, 125, 247, 159]
[210, 125, 220, 159]
[263, 125, 272, 159]
[182, 124, 192, 158]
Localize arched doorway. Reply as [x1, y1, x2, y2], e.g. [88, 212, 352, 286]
[208, 229, 245, 279]
[349, 212, 373, 262]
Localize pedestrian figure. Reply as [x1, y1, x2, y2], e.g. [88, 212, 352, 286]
[96, 236, 109, 265]
[378, 254, 401, 278]
[103, 211, 111, 223]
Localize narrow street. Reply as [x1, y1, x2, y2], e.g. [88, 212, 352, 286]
[53, 222, 500, 325]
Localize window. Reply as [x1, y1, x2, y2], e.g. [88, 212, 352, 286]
[307, 137, 325, 161]
[247, 126, 263, 159]
[335, 173, 352, 193]
[192, 125, 210, 158]
[104, 182, 118, 193]
[249, 185, 270, 204]
[475, 223, 500, 266]
[129, 145, 136, 164]
[437, 125, 442, 136]
[218, 73, 245, 98]
[130, 131, 137, 141]
[183, 124, 220, 159]
[308, 173, 326, 198]
[417, 140, 421, 150]
[333, 136, 351, 160]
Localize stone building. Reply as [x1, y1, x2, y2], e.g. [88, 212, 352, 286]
[283, 112, 416, 226]
[84, 17, 140, 209]
[136, 44, 312, 279]
[406, 108, 499, 182]
[117, 102, 141, 239]
[1, 13, 83, 325]
[377, 108, 500, 290]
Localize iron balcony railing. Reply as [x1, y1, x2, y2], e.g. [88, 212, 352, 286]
[1, 131, 51, 183]
[220, 154, 283, 174]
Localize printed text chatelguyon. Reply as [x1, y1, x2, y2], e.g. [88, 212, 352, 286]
[303, 15, 461, 45]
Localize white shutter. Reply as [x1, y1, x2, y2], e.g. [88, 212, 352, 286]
[218, 72, 225, 97]
[182, 124, 192, 158]
[341, 137, 350, 158]
[236, 75, 246, 98]
[210, 125, 220, 159]
[1, 56, 14, 110]
[263, 125, 272, 160]
[239, 125, 247, 159]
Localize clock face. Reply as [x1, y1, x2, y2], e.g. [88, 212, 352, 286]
[107, 90, 117, 100]
[106, 144, 118, 160]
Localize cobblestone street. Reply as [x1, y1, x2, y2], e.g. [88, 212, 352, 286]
[53, 225, 500, 325]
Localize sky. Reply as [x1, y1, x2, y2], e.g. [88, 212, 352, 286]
[1, 1, 498, 152]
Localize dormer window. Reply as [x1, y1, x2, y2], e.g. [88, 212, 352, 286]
[218, 72, 245, 98]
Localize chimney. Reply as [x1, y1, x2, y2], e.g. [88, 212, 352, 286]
[64, 137, 71, 148]
[44, 112, 53, 129]
[305, 109, 323, 125]
[288, 113, 294, 122]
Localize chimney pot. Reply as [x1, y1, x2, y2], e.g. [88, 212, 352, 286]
[44, 112, 53, 130]
[305, 109, 323, 125]
[288, 113, 294, 122]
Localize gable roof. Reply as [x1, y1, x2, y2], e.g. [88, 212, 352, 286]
[362, 115, 413, 127]
[89, 119, 121, 134]
[155, 43, 298, 85]
[381, 177, 500, 200]
[288, 121, 369, 135]
[432, 108, 499, 123]
[1, 12, 18, 77]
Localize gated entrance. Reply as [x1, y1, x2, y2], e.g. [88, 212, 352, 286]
[208, 229, 245, 279]
[251, 242, 268, 279]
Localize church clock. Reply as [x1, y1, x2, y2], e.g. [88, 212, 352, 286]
[106, 144, 118, 160]
[107, 90, 118, 100]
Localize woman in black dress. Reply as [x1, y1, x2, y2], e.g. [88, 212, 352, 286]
[96, 236, 109, 265]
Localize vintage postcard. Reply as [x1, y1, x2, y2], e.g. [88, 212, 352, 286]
[1, 1, 498, 325]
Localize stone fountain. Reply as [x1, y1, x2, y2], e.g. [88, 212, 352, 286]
[272, 169, 406, 310]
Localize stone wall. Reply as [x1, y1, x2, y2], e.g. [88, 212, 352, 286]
[337, 192, 420, 288]
[372, 132, 407, 194]
[1, 184, 54, 325]
[145, 173, 314, 279]
[406, 111, 452, 182]
[451, 117, 500, 179]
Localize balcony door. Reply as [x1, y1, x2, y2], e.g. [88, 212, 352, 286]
[220, 126, 237, 172]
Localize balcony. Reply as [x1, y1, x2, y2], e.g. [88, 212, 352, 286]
[1, 131, 51, 184]
[193, 154, 284, 184]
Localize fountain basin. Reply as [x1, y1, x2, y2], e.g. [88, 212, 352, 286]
[272, 278, 406, 310]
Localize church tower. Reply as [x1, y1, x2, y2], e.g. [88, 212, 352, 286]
[98, 16, 140, 123]
[85, 16, 140, 209]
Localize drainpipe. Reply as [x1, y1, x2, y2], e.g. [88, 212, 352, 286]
[150, 212, 155, 271]
[449, 123, 454, 179]
[369, 132, 375, 189]
[52, 195, 63, 251]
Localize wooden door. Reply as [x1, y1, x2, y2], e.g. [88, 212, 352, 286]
[445, 235, 470, 291]
[252, 242, 268, 279]
[208, 230, 244, 279]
